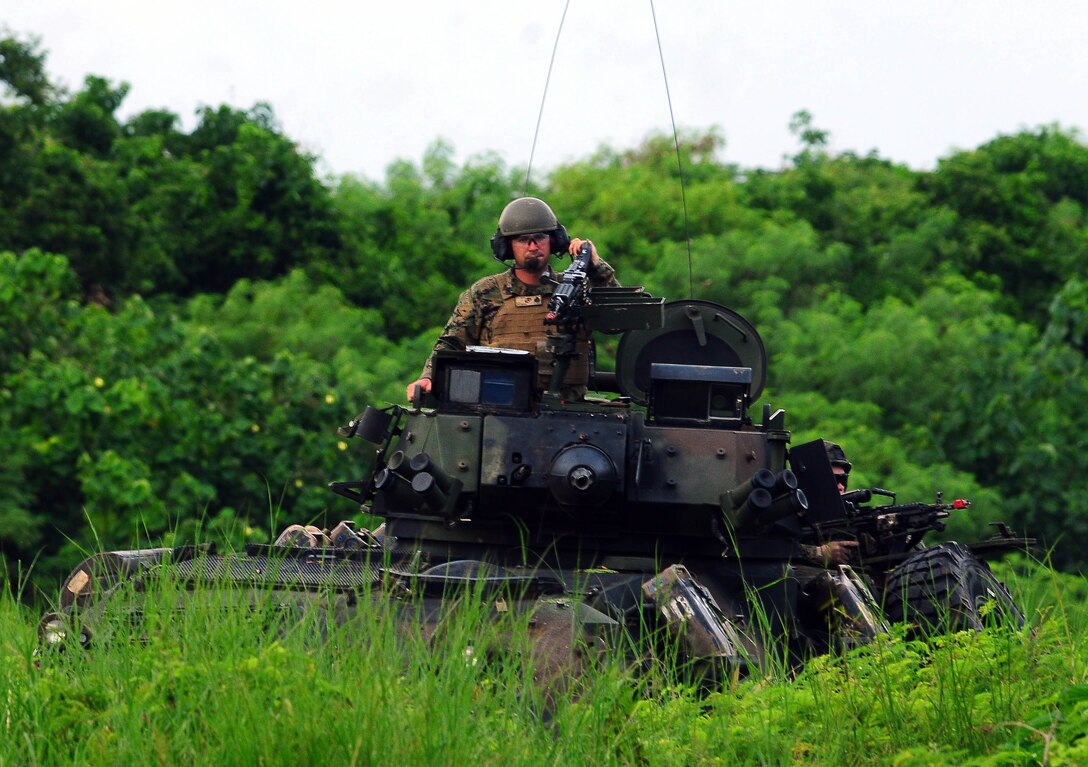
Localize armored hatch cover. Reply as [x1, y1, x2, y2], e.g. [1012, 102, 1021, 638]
[614, 300, 767, 405]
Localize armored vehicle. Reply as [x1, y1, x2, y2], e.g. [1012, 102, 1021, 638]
[40, 267, 1030, 679]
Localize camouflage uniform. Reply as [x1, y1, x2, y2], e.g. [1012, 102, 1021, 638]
[420, 260, 619, 394]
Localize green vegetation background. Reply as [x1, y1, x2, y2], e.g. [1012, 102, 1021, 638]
[2, 32, 1088, 599]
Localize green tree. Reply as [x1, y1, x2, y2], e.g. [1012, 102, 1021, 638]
[1045, 278, 1088, 353]
[0, 35, 344, 300]
[1, 251, 372, 593]
[548, 129, 748, 275]
[172, 104, 342, 293]
[924, 126, 1088, 325]
[0, 31, 50, 106]
[321, 141, 515, 339]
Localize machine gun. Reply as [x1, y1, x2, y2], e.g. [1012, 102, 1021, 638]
[545, 240, 593, 327]
[805, 488, 970, 563]
[541, 241, 594, 394]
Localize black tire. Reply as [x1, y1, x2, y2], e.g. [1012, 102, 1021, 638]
[884, 542, 1024, 635]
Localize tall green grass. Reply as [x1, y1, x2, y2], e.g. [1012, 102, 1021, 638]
[3, 557, 1086, 766]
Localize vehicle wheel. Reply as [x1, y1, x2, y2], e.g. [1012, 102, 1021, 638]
[884, 542, 1024, 634]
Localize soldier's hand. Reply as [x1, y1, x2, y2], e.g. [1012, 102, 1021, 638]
[406, 377, 432, 402]
[568, 238, 600, 265]
[816, 540, 859, 565]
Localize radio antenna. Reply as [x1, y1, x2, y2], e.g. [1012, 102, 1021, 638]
[524, 0, 571, 195]
[650, 0, 694, 299]
[526, 1, 695, 299]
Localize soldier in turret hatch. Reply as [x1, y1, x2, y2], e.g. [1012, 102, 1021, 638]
[801, 441, 860, 565]
[405, 197, 620, 401]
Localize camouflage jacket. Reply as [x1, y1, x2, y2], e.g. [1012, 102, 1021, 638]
[419, 259, 618, 379]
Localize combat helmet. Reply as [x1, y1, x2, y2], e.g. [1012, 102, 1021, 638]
[490, 197, 571, 262]
[823, 440, 852, 473]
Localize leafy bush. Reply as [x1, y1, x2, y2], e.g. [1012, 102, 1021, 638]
[1, 251, 372, 593]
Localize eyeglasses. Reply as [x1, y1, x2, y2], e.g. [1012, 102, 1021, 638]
[513, 232, 549, 246]
[833, 473, 849, 489]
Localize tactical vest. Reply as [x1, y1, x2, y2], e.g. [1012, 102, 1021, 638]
[488, 292, 591, 392]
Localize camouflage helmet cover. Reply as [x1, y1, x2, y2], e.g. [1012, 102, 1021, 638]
[497, 197, 559, 236]
[823, 440, 852, 472]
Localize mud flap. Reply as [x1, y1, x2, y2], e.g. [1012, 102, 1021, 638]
[642, 564, 749, 668]
[525, 598, 618, 697]
[805, 565, 889, 651]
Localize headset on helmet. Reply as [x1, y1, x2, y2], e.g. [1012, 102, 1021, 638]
[489, 197, 571, 263]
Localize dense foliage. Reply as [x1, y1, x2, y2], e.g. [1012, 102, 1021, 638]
[2, 32, 1087, 594]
